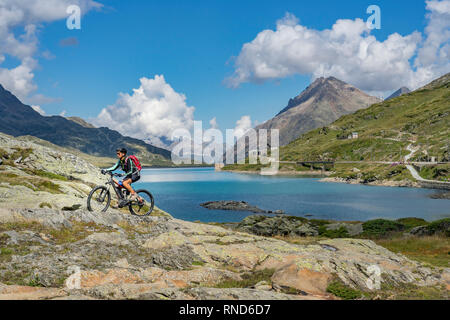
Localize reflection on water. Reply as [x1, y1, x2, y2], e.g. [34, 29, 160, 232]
[135, 167, 450, 223]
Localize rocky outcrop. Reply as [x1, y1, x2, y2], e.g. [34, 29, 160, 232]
[235, 215, 366, 238]
[236, 215, 318, 237]
[0, 208, 446, 300]
[201, 201, 284, 214]
[0, 132, 105, 210]
[409, 219, 450, 237]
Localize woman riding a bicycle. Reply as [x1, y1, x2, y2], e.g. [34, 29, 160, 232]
[102, 148, 142, 203]
[87, 148, 154, 216]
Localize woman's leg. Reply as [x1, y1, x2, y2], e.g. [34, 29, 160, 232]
[122, 178, 136, 195]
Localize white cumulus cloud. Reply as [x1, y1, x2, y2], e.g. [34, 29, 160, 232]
[226, 1, 450, 95]
[233, 115, 253, 139]
[0, 0, 101, 102]
[93, 75, 195, 142]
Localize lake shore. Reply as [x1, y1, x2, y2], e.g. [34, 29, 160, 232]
[221, 169, 330, 177]
[222, 169, 430, 189]
[320, 177, 421, 188]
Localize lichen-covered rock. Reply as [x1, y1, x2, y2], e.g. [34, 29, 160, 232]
[0, 208, 447, 300]
[0, 132, 104, 210]
[181, 287, 317, 300]
[236, 215, 318, 237]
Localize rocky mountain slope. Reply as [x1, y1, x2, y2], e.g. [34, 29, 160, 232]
[280, 73, 450, 162]
[0, 84, 172, 166]
[0, 132, 106, 210]
[256, 77, 381, 146]
[66, 117, 96, 129]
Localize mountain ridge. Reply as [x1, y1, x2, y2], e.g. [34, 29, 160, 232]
[276, 72, 450, 182]
[256, 77, 381, 146]
[0, 84, 172, 165]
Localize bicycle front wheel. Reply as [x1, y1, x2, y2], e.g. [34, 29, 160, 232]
[129, 189, 154, 217]
[87, 186, 111, 212]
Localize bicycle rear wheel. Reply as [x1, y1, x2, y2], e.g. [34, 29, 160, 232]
[129, 189, 154, 216]
[87, 186, 111, 212]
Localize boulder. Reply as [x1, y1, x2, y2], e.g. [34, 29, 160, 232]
[271, 264, 333, 296]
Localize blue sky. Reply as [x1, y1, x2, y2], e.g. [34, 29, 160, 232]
[1, 0, 448, 144]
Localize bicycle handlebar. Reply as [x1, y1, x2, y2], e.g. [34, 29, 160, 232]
[103, 171, 122, 178]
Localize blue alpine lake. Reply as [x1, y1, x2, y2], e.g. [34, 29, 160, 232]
[136, 167, 449, 223]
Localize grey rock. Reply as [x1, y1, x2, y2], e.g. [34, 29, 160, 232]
[409, 220, 449, 237]
[236, 215, 318, 237]
[150, 245, 202, 270]
[200, 201, 279, 214]
[184, 287, 307, 300]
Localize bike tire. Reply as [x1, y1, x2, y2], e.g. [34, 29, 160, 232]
[87, 186, 111, 212]
[129, 189, 154, 217]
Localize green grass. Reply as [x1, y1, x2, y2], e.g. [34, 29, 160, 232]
[0, 221, 111, 244]
[361, 219, 406, 238]
[0, 172, 63, 194]
[318, 226, 350, 238]
[396, 217, 429, 229]
[326, 277, 448, 300]
[327, 280, 363, 300]
[24, 169, 68, 181]
[375, 235, 450, 268]
[419, 165, 449, 182]
[39, 202, 52, 209]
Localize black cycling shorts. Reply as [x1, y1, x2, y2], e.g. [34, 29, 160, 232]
[123, 171, 141, 183]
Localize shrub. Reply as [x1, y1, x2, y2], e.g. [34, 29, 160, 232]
[362, 219, 405, 238]
[318, 226, 350, 238]
[396, 217, 428, 229]
[326, 280, 362, 300]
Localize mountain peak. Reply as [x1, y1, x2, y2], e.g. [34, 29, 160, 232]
[258, 77, 380, 146]
[279, 76, 370, 116]
[386, 87, 411, 100]
[308, 76, 343, 88]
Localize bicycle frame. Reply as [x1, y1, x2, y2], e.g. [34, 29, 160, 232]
[105, 173, 128, 202]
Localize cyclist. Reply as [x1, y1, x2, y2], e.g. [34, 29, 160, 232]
[101, 148, 141, 202]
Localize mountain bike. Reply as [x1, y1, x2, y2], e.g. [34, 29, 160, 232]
[87, 171, 154, 216]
